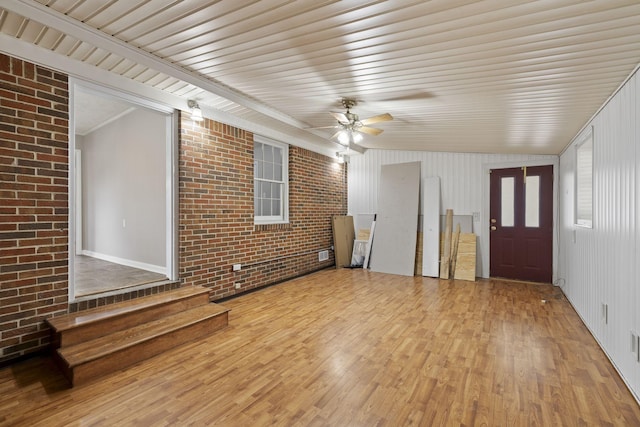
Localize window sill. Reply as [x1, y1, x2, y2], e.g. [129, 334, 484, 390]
[254, 223, 292, 232]
[574, 221, 592, 229]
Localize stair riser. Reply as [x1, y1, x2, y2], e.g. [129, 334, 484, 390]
[66, 312, 228, 386]
[56, 293, 211, 348]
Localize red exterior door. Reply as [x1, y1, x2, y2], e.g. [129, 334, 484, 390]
[489, 165, 553, 283]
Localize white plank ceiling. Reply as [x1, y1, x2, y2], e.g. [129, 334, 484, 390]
[2, 0, 640, 155]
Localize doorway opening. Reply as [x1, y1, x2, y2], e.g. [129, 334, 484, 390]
[69, 81, 178, 300]
[489, 165, 554, 283]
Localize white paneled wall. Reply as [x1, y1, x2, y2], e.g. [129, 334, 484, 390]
[348, 150, 557, 278]
[559, 68, 639, 403]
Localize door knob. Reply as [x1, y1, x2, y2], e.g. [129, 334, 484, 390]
[490, 226, 497, 231]
[491, 218, 497, 223]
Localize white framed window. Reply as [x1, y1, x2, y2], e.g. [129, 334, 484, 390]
[254, 135, 288, 224]
[575, 127, 593, 228]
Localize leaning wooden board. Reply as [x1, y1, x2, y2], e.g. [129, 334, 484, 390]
[439, 209, 453, 279]
[454, 233, 476, 281]
[439, 232, 476, 281]
[332, 215, 355, 269]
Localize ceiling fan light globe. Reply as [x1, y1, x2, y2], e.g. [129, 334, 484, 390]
[353, 132, 363, 143]
[337, 131, 350, 145]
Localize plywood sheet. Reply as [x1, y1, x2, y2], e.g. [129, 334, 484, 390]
[357, 229, 371, 240]
[354, 214, 375, 235]
[440, 215, 473, 233]
[415, 231, 423, 276]
[454, 233, 476, 281]
[450, 223, 461, 277]
[332, 215, 354, 269]
[440, 209, 453, 279]
[369, 162, 420, 276]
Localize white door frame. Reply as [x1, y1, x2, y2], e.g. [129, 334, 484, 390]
[74, 149, 82, 255]
[68, 78, 179, 302]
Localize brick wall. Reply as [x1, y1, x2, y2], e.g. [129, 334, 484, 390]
[0, 54, 69, 363]
[179, 116, 346, 299]
[0, 52, 347, 364]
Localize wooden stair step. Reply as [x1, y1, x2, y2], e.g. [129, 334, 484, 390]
[47, 286, 211, 348]
[56, 303, 229, 386]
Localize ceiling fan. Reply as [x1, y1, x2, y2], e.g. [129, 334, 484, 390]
[311, 98, 393, 146]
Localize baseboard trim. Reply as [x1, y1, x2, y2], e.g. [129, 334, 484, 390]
[81, 250, 166, 275]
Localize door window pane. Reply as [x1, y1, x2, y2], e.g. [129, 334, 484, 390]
[501, 177, 515, 227]
[525, 175, 540, 227]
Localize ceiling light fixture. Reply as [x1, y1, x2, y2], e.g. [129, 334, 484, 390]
[337, 130, 350, 145]
[337, 128, 363, 146]
[187, 100, 203, 122]
[336, 149, 350, 164]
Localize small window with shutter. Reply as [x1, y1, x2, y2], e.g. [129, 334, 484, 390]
[575, 127, 593, 228]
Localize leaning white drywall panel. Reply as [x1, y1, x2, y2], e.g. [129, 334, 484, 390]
[369, 162, 420, 276]
[422, 176, 441, 277]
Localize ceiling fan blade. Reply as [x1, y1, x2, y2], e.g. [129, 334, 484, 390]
[360, 113, 393, 125]
[307, 125, 340, 130]
[359, 126, 384, 136]
[330, 111, 349, 123]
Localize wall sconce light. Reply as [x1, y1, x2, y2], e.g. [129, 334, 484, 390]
[187, 100, 203, 122]
[336, 150, 350, 164]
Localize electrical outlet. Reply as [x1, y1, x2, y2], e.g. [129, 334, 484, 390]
[234, 283, 241, 289]
[232, 264, 241, 271]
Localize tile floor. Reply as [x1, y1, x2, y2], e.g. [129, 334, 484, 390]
[74, 255, 167, 297]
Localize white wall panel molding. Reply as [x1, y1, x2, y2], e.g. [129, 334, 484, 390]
[558, 66, 640, 403]
[561, 62, 640, 156]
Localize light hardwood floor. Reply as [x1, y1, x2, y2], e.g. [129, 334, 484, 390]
[2, 269, 639, 426]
